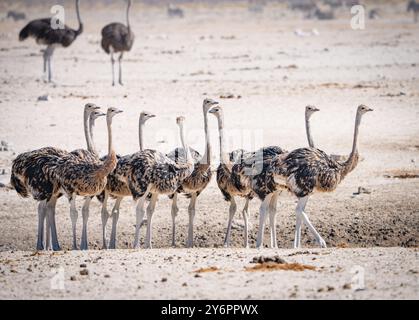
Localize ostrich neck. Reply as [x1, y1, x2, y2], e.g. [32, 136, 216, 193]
[107, 117, 113, 156]
[83, 110, 93, 152]
[341, 112, 362, 178]
[216, 114, 231, 170]
[201, 110, 211, 166]
[75, 0, 83, 34]
[139, 119, 144, 151]
[126, 2, 131, 30]
[179, 123, 192, 165]
[89, 117, 98, 155]
[305, 113, 314, 148]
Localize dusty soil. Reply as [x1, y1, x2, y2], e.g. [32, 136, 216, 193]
[0, 1, 418, 299]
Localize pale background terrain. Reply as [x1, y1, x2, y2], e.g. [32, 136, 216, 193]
[0, 0, 417, 299]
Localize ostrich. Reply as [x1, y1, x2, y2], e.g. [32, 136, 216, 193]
[167, 4, 184, 18]
[50, 107, 122, 250]
[408, 0, 419, 23]
[127, 116, 194, 249]
[10, 103, 101, 251]
[18, 0, 83, 83]
[255, 105, 373, 249]
[101, 0, 135, 86]
[167, 98, 219, 247]
[99, 111, 156, 249]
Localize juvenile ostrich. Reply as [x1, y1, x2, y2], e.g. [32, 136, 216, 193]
[10, 103, 101, 251]
[51, 107, 122, 250]
[99, 111, 156, 249]
[256, 105, 373, 249]
[101, 0, 135, 86]
[128, 116, 194, 249]
[19, 0, 83, 82]
[167, 98, 219, 247]
[408, 0, 419, 22]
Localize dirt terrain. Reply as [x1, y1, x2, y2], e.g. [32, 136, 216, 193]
[0, 1, 418, 299]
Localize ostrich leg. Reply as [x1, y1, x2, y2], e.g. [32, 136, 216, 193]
[46, 196, 60, 251]
[110, 51, 115, 86]
[80, 197, 91, 250]
[70, 197, 78, 250]
[101, 193, 109, 249]
[224, 197, 237, 247]
[46, 46, 55, 83]
[36, 201, 46, 250]
[296, 196, 327, 248]
[109, 197, 122, 249]
[268, 192, 279, 248]
[133, 190, 150, 249]
[256, 193, 273, 249]
[144, 193, 158, 249]
[186, 193, 197, 248]
[241, 198, 250, 248]
[118, 52, 124, 86]
[42, 49, 48, 81]
[170, 193, 179, 247]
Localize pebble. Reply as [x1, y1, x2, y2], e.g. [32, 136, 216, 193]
[79, 269, 89, 276]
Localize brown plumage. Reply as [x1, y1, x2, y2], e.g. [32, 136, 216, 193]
[166, 99, 218, 248]
[255, 105, 373, 249]
[127, 116, 194, 249]
[101, 0, 134, 86]
[98, 111, 156, 249]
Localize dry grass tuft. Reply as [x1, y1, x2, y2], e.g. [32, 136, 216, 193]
[384, 169, 419, 179]
[194, 266, 220, 273]
[245, 262, 316, 272]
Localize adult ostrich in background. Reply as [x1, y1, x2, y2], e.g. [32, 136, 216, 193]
[10, 103, 101, 251]
[18, 0, 83, 83]
[101, 0, 135, 86]
[407, 0, 419, 22]
[256, 105, 373, 249]
[50, 107, 122, 250]
[167, 98, 219, 248]
[127, 116, 194, 249]
[98, 111, 156, 249]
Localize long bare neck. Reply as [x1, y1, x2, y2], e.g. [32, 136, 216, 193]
[216, 113, 231, 171]
[139, 119, 145, 151]
[107, 117, 114, 157]
[75, 0, 83, 35]
[201, 108, 211, 166]
[95, 116, 117, 179]
[126, 1, 131, 30]
[179, 123, 192, 165]
[83, 109, 93, 152]
[305, 112, 314, 148]
[341, 112, 362, 178]
[89, 117, 98, 155]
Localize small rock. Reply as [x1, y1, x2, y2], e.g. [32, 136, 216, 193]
[37, 95, 51, 101]
[104, 274, 110, 278]
[70, 276, 77, 281]
[80, 263, 87, 268]
[79, 269, 89, 276]
[161, 277, 167, 282]
[182, 282, 187, 287]
[327, 286, 335, 291]
[343, 283, 351, 290]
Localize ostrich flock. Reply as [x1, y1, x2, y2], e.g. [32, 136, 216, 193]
[10, 101, 373, 251]
[9, 0, 375, 251]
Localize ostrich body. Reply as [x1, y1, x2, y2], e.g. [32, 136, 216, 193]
[98, 111, 156, 249]
[101, 0, 134, 86]
[127, 116, 194, 249]
[408, 0, 419, 22]
[18, 0, 83, 83]
[255, 105, 373, 249]
[50, 107, 122, 250]
[10, 103, 101, 251]
[167, 99, 218, 247]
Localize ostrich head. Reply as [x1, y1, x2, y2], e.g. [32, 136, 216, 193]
[305, 105, 320, 118]
[85, 103, 100, 112]
[139, 111, 156, 123]
[91, 110, 106, 121]
[176, 116, 186, 125]
[407, 0, 416, 12]
[107, 107, 123, 120]
[203, 98, 219, 112]
[357, 104, 373, 115]
[208, 105, 222, 117]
